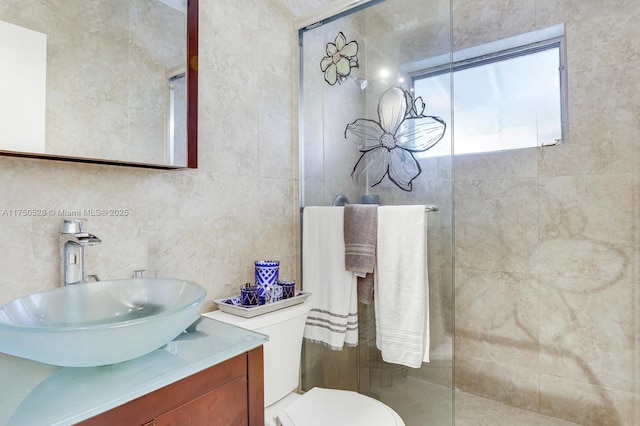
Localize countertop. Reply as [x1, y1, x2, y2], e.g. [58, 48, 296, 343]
[0, 316, 268, 426]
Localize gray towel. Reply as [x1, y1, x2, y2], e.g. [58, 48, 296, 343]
[344, 204, 377, 304]
[356, 274, 375, 305]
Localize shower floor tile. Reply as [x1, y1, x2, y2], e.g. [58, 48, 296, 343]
[370, 375, 580, 425]
[455, 390, 580, 426]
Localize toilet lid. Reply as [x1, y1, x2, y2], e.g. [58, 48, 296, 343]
[276, 387, 404, 426]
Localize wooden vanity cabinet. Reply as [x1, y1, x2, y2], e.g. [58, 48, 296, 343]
[77, 346, 264, 426]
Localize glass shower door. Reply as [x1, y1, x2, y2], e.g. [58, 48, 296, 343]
[298, 0, 454, 424]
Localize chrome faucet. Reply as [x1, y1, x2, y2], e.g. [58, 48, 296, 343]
[60, 219, 101, 286]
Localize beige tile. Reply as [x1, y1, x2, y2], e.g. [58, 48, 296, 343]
[430, 264, 455, 338]
[201, 0, 258, 58]
[539, 276, 637, 394]
[455, 178, 538, 273]
[455, 268, 539, 369]
[455, 390, 510, 425]
[455, 390, 580, 426]
[539, 63, 640, 177]
[375, 160, 454, 206]
[455, 148, 538, 182]
[259, 72, 295, 180]
[0, 158, 151, 303]
[562, 4, 640, 74]
[127, 106, 165, 165]
[196, 51, 261, 175]
[538, 174, 636, 282]
[535, 0, 638, 26]
[455, 355, 540, 412]
[452, 0, 536, 50]
[288, 0, 335, 17]
[540, 374, 640, 425]
[45, 91, 129, 160]
[367, 19, 451, 69]
[322, 113, 363, 189]
[252, 0, 304, 77]
[147, 172, 249, 297]
[301, 86, 325, 183]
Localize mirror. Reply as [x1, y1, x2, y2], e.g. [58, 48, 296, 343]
[0, 0, 198, 169]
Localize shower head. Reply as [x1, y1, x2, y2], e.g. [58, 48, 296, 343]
[340, 75, 368, 90]
[354, 77, 368, 90]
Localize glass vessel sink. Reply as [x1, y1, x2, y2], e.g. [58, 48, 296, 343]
[0, 278, 206, 367]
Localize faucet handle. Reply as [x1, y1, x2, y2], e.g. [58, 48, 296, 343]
[62, 219, 87, 234]
[133, 270, 146, 279]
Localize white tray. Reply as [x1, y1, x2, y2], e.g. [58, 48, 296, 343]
[213, 292, 311, 318]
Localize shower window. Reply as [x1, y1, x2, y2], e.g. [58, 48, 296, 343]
[412, 24, 566, 157]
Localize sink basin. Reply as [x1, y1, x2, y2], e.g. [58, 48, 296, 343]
[0, 278, 206, 367]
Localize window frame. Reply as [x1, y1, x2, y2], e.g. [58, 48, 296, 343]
[406, 24, 568, 156]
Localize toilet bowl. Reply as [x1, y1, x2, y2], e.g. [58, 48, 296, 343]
[202, 297, 404, 426]
[273, 387, 404, 426]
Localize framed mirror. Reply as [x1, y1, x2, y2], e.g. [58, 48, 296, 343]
[0, 0, 198, 169]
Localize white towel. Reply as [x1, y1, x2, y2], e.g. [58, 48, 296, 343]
[303, 206, 358, 350]
[375, 205, 430, 367]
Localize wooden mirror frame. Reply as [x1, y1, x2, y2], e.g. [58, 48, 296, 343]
[186, 0, 198, 169]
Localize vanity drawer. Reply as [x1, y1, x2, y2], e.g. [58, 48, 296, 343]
[77, 346, 264, 426]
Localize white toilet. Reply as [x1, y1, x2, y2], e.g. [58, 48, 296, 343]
[203, 297, 404, 426]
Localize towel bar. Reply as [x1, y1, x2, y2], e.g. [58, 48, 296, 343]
[300, 205, 439, 212]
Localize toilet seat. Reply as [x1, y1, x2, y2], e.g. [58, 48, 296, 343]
[276, 387, 404, 426]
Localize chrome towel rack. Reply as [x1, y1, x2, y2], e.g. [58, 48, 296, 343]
[300, 204, 438, 212]
[323, 194, 438, 212]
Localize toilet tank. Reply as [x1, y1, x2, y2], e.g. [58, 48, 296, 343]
[203, 297, 312, 407]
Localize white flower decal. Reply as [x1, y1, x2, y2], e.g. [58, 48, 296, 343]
[320, 32, 359, 85]
[345, 87, 446, 191]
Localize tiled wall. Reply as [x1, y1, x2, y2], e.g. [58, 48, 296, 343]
[0, 0, 319, 310]
[453, 0, 640, 423]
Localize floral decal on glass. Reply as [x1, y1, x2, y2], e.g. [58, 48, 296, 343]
[320, 32, 359, 85]
[345, 86, 446, 191]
